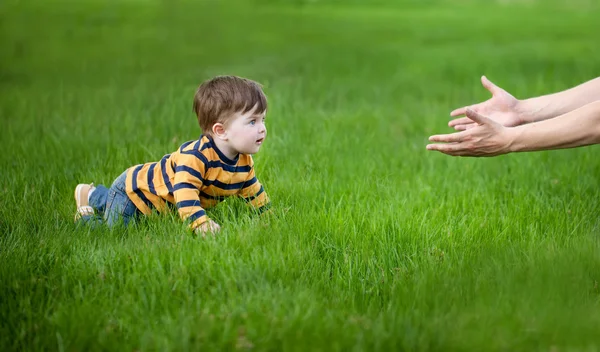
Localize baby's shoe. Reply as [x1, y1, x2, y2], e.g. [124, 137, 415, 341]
[74, 183, 95, 221]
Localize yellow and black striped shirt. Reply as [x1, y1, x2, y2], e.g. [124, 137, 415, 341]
[125, 135, 269, 229]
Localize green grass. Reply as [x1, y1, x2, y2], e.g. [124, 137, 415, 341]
[2, 0, 600, 350]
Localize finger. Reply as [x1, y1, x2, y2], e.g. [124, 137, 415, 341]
[426, 144, 458, 154]
[197, 228, 208, 238]
[209, 221, 220, 232]
[428, 131, 467, 143]
[426, 143, 468, 155]
[200, 223, 215, 234]
[450, 102, 481, 117]
[450, 106, 468, 117]
[448, 117, 474, 127]
[454, 123, 477, 131]
[465, 108, 493, 125]
[481, 75, 500, 95]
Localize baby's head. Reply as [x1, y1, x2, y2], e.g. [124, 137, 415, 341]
[193, 76, 268, 155]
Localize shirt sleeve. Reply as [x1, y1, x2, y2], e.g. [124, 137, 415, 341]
[172, 154, 208, 230]
[238, 164, 270, 213]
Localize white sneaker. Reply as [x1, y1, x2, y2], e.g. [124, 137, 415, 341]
[74, 183, 95, 221]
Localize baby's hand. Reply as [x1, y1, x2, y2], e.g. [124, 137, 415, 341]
[194, 219, 221, 237]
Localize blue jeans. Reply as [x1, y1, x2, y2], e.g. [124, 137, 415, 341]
[81, 170, 141, 227]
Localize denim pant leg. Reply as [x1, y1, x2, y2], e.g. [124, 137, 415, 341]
[104, 170, 140, 227]
[78, 184, 109, 227]
[89, 185, 109, 214]
[80, 170, 140, 227]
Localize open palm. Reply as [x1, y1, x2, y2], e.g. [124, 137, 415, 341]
[449, 76, 522, 130]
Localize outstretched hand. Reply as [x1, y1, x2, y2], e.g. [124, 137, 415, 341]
[449, 76, 523, 130]
[427, 109, 515, 157]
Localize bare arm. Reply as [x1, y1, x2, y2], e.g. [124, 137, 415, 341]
[510, 100, 600, 152]
[427, 101, 600, 157]
[519, 77, 600, 124]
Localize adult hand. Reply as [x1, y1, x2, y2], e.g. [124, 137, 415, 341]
[427, 109, 516, 157]
[195, 219, 221, 237]
[449, 76, 523, 130]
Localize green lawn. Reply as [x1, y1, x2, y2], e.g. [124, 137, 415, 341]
[2, 0, 600, 350]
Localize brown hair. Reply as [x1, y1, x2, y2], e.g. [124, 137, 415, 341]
[193, 75, 267, 134]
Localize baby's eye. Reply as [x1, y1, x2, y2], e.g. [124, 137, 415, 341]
[249, 120, 256, 125]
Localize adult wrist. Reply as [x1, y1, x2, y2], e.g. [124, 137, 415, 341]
[506, 126, 524, 153]
[514, 99, 534, 125]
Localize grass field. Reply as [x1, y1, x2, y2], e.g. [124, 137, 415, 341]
[2, 0, 600, 350]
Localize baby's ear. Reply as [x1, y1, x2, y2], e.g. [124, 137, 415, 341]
[212, 123, 227, 139]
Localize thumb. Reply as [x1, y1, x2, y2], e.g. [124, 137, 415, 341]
[466, 108, 493, 126]
[481, 75, 500, 95]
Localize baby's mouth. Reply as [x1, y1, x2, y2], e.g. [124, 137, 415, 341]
[256, 138, 264, 144]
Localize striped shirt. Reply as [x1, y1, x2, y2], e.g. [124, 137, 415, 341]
[125, 135, 269, 229]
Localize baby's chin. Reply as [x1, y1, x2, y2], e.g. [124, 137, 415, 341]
[237, 145, 262, 155]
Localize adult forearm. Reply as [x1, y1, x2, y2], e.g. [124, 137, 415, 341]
[509, 101, 600, 152]
[518, 77, 600, 124]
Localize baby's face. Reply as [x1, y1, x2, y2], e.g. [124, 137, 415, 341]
[224, 108, 267, 155]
